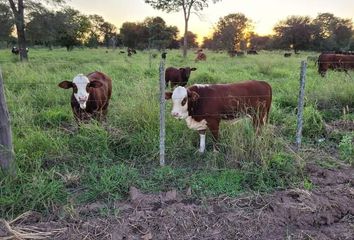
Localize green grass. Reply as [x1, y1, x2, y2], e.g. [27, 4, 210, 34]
[0, 48, 353, 218]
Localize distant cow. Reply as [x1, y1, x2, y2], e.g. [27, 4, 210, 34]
[12, 47, 28, 55]
[284, 53, 292, 57]
[228, 50, 245, 57]
[58, 71, 112, 122]
[247, 50, 258, 55]
[11, 47, 19, 55]
[165, 67, 197, 89]
[165, 81, 272, 152]
[195, 52, 207, 62]
[318, 53, 354, 77]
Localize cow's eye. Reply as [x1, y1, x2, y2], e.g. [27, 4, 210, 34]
[181, 97, 187, 106]
[73, 85, 78, 93]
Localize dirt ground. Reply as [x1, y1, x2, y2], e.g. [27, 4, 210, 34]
[1, 162, 353, 240]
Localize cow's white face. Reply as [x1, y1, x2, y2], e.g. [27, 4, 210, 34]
[171, 86, 189, 119]
[72, 74, 90, 109]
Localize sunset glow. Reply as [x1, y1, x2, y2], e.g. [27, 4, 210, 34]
[68, 0, 353, 43]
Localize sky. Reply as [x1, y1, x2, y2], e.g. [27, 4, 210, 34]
[68, 0, 354, 42]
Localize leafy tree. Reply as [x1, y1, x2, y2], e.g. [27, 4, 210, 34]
[248, 32, 272, 50]
[101, 21, 117, 48]
[145, 17, 179, 50]
[0, 3, 14, 46]
[312, 13, 353, 51]
[212, 13, 251, 51]
[179, 31, 198, 48]
[273, 15, 313, 53]
[54, 8, 91, 51]
[120, 17, 179, 50]
[145, 0, 221, 57]
[6, 0, 65, 60]
[26, 5, 56, 48]
[201, 37, 214, 49]
[86, 14, 105, 48]
[120, 22, 142, 48]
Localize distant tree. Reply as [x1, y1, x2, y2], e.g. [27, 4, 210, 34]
[120, 22, 141, 48]
[144, 17, 179, 50]
[101, 21, 117, 48]
[201, 36, 214, 49]
[120, 17, 179, 50]
[6, 0, 65, 60]
[312, 13, 353, 51]
[145, 0, 221, 58]
[179, 31, 198, 48]
[0, 3, 14, 46]
[273, 16, 313, 53]
[248, 32, 272, 50]
[86, 14, 105, 48]
[212, 13, 251, 51]
[54, 8, 91, 51]
[26, 5, 56, 49]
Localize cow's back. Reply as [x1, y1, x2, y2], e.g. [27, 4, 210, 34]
[189, 81, 272, 119]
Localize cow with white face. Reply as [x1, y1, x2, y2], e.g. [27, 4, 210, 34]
[165, 81, 272, 153]
[58, 71, 112, 122]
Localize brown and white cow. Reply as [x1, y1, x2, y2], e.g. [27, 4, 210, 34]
[58, 71, 112, 122]
[165, 81, 272, 153]
[165, 67, 197, 89]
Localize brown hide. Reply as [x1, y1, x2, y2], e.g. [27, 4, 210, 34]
[185, 81, 272, 141]
[165, 67, 196, 89]
[195, 52, 207, 62]
[318, 53, 354, 76]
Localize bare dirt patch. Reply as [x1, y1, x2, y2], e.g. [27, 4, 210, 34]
[1, 164, 353, 240]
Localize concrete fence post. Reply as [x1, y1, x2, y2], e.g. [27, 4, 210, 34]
[295, 61, 307, 151]
[159, 53, 166, 166]
[0, 67, 15, 174]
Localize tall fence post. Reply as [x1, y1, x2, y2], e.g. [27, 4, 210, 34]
[0, 67, 15, 174]
[159, 53, 166, 166]
[295, 61, 307, 151]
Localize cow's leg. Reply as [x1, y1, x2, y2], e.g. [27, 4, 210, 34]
[198, 129, 206, 153]
[207, 119, 220, 152]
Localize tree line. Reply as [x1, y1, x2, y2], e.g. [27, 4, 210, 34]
[0, 1, 200, 52]
[0, 0, 353, 59]
[202, 13, 354, 53]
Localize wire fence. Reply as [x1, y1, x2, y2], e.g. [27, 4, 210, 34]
[0, 54, 338, 171]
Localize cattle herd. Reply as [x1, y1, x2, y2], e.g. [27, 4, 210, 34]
[57, 49, 275, 152]
[54, 48, 353, 152]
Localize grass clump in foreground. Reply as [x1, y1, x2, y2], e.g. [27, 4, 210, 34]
[1, 48, 351, 219]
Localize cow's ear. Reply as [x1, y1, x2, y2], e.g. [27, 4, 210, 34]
[191, 67, 197, 71]
[188, 90, 200, 102]
[165, 92, 172, 100]
[58, 81, 73, 89]
[88, 80, 103, 88]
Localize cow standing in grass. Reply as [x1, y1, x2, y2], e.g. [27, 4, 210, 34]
[165, 67, 197, 89]
[165, 81, 272, 153]
[58, 71, 112, 122]
[318, 53, 354, 77]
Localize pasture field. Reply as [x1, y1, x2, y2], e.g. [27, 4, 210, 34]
[0, 48, 353, 229]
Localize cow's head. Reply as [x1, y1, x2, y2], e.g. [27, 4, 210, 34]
[179, 67, 197, 82]
[58, 74, 102, 109]
[165, 86, 199, 119]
